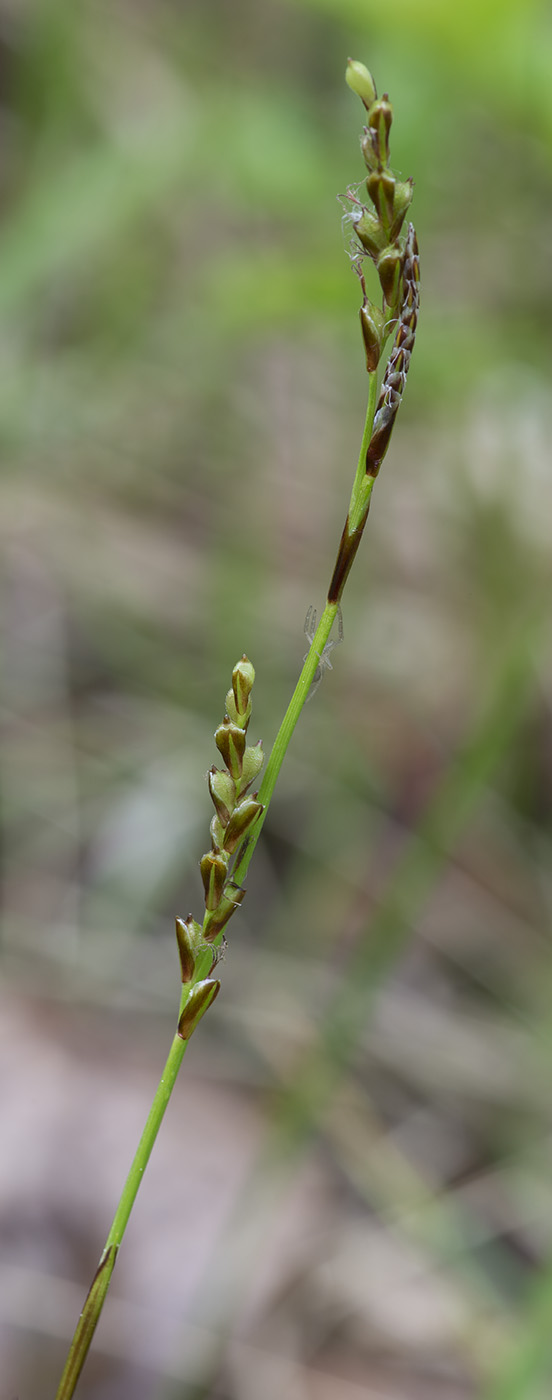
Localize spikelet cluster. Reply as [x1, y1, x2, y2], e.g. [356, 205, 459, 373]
[344, 59, 420, 473]
[175, 658, 264, 1040]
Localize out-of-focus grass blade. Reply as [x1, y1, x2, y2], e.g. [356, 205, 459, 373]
[484, 1260, 552, 1399]
[0, 110, 195, 320]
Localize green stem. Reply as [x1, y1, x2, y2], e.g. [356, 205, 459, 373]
[53, 987, 189, 1400]
[349, 367, 378, 527]
[233, 370, 377, 889]
[52, 371, 378, 1399]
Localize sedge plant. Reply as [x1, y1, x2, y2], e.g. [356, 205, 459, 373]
[52, 58, 420, 1400]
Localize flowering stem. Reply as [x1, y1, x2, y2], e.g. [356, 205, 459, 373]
[52, 373, 378, 1400]
[52, 56, 420, 1397]
[53, 988, 189, 1400]
[233, 368, 378, 887]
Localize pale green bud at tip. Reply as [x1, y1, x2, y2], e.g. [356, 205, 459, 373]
[346, 59, 376, 108]
[232, 655, 255, 719]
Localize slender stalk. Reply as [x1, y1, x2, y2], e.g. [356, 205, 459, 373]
[233, 370, 378, 888]
[53, 987, 189, 1400]
[52, 60, 420, 1397]
[52, 372, 377, 1400]
[173, 607, 543, 1400]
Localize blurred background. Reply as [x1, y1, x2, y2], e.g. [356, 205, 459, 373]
[0, 1, 551, 1397]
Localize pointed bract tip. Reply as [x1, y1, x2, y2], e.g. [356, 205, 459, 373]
[177, 979, 221, 1041]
